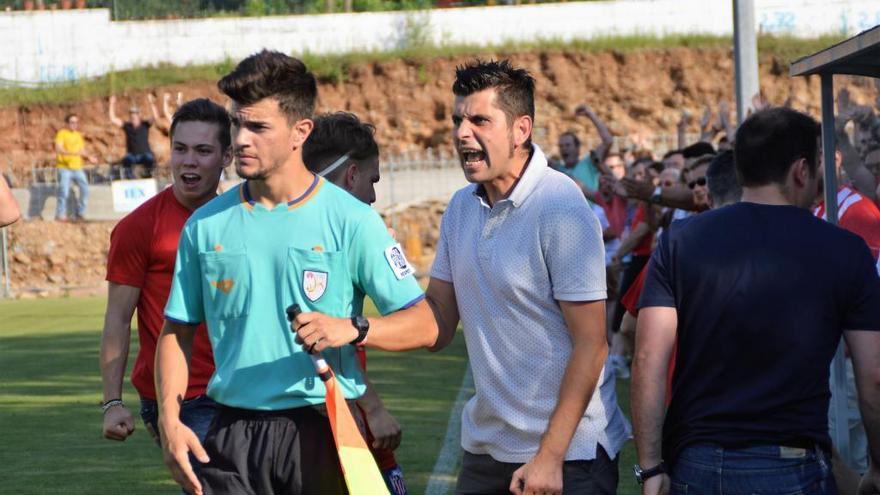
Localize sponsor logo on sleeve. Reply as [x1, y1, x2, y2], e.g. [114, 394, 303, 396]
[384, 243, 414, 280]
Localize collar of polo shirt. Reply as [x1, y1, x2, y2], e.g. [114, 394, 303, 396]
[472, 144, 546, 208]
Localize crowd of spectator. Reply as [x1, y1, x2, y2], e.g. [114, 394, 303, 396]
[547, 87, 880, 491]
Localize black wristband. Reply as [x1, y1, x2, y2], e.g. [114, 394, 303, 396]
[101, 398, 124, 413]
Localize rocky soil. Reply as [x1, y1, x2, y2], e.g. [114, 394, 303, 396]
[2, 202, 446, 297]
[3, 46, 879, 295]
[4, 47, 879, 184]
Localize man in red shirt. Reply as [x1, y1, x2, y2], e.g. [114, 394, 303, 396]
[99, 99, 231, 475]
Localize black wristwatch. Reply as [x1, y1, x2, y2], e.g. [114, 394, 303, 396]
[350, 315, 369, 345]
[633, 461, 665, 484]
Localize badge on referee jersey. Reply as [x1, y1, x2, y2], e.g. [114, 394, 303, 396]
[384, 243, 414, 280]
[303, 270, 328, 301]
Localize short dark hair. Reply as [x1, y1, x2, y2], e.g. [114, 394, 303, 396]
[734, 107, 820, 187]
[170, 98, 231, 150]
[662, 149, 683, 160]
[688, 154, 716, 172]
[604, 152, 623, 162]
[706, 150, 741, 207]
[65, 113, 77, 123]
[682, 141, 715, 159]
[647, 160, 665, 175]
[559, 131, 580, 148]
[453, 59, 536, 146]
[303, 112, 379, 182]
[218, 49, 317, 123]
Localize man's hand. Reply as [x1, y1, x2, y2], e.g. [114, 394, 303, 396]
[641, 473, 670, 495]
[364, 404, 402, 451]
[160, 419, 209, 495]
[676, 110, 691, 130]
[109, 94, 117, 105]
[509, 452, 563, 495]
[147, 93, 156, 104]
[574, 104, 593, 117]
[292, 311, 358, 352]
[699, 104, 712, 131]
[103, 404, 135, 441]
[622, 178, 653, 201]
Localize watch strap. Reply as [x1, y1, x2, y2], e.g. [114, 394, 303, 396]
[634, 461, 666, 484]
[349, 316, 368, 345]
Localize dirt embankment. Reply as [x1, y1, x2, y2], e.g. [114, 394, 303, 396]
[3, 203, 446, 296]
[3, 46, 880, 295]
[4, 47, 879, 183]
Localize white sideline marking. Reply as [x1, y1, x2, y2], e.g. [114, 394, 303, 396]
[424, 363, 474, 495]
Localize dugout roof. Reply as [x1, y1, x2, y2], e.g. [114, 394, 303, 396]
[790, 25, 880, 78]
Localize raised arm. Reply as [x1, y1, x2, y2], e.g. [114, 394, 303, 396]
[0, 174, 20, 227]
[575, 103, 614, 166]
[147, 93, 160, 124]
[99, 283, 140, 441]
[622, 179, 698, 210]
[716, 99, 734, 140]
[676, 110, 691, 150]
[699, 103, 716, 143]
[108, 95, 124, 128]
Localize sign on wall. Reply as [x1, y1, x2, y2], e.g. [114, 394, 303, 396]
[111, 178, 157, 212]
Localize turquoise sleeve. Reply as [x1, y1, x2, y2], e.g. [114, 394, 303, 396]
[164, 220, 205, 324]
[348, 210, 424, 315]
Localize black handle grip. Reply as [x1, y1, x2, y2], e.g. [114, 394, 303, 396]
[286, 304, 301, 330]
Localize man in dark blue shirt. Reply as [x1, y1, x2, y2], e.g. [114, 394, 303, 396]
[631, 107, 880, 494]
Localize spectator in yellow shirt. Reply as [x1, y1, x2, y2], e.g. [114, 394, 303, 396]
[55, 113, 96, 222]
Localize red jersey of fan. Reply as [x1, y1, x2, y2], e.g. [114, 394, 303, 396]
[814, 186, 880, 270]
[631, 204, 655, 257]
[106, 187, 215, 400]
[621, 261, 676, 405]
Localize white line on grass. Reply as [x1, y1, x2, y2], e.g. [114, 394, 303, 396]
[424, 363, 474, 495]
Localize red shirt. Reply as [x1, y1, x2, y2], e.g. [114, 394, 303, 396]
[621, 263, 649, 317]
[594, 193, 627, 239]
[631, 204, 655, 257]
[106, 188, 215, 400]
[814, 186, 880, 268]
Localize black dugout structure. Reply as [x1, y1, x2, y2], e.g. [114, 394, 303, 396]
[790, 23, 880, 465]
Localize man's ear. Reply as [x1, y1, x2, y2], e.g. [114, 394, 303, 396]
[512, 115, 533, 149]
[345, 163, 359, 191]
[791, 158, 809, 188]
[290, 118, 314, 149]
[222, 146, 233, 168]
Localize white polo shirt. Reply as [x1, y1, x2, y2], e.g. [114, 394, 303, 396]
[432, 145, 630, 463]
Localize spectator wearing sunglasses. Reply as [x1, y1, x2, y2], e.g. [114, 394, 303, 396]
[684, 155, 713, 211]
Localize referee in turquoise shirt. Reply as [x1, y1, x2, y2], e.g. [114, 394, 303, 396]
[155, 50, 440, 495]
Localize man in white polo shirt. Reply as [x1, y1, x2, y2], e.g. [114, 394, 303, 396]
[426, 59, 629, 494]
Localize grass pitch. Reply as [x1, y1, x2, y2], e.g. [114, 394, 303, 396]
[0, 296, 639, 494]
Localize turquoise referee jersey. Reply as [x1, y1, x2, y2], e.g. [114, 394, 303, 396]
[165, 176, 424, 410]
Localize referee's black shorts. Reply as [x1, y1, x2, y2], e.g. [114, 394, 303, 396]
[200, 401, 365, 495]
